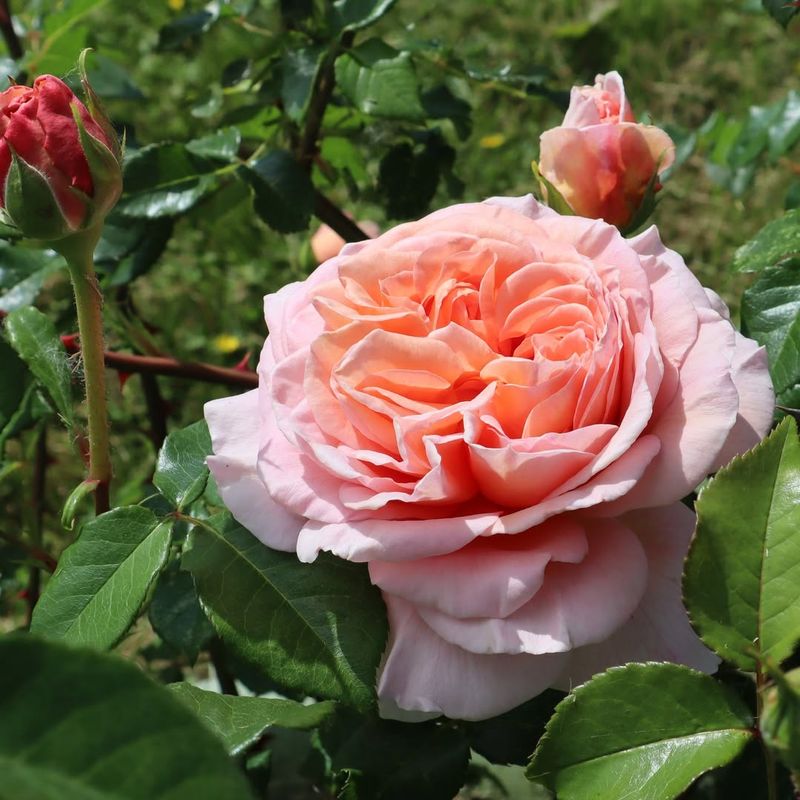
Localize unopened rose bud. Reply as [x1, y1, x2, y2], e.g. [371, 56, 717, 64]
[537, 71, 674, 229]
[0, 64, 122, 241]
[310, 220, 380, 263]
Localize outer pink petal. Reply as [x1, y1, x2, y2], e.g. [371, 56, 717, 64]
[296, 509, 504, 563]
[369, 516, 588, 619]
[713, 333, 774, 469]
[418, 518, 647, 655]
[205, 390, 303, 552]
[609, 310, 740, 510]
[559, 503, 718, 686]
[377, 595, 567, 721]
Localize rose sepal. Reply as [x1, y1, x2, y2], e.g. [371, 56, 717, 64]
[70, 103, 122, 222]
[4, 147, 76, 240]
[77, 49, 123, 162]
[531, 159, 574, 216]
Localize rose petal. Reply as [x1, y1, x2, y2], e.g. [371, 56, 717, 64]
[377, 595, 567, 721]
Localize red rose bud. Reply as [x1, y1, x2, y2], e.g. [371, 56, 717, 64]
[537, 71, 675, 230]
[0, 64, 122, 241]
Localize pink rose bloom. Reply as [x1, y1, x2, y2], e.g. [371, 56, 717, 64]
[539, 71, 675, 228]
[205, 196, 773, 721]
[311, 220, 380, 264]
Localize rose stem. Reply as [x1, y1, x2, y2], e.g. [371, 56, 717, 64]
[756, 667, 779, 800]
[56, 226, 112, 515]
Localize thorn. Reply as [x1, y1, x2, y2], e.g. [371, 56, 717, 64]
[233, 351, 252, 371]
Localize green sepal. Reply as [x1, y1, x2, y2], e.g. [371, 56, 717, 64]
[531, 159, 575, 216]
[61, 478, 101, 531]
[78, 48, 123, 161]
[70, 102, 122, 222]
[619, 166, 660, 235]
[4, 149, 73, 240]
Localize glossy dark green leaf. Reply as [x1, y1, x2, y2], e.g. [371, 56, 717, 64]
[378, 133, 457, 218]
[148, 563, 214, 661]
[31, 506, 172, 649]
[0, 635, 254, 800]
[741, 259, 800, 404]
[95, 215, 173, 286]
[118, 143, 222, 218]
[243, 151, 315, 233]
[733, 210, 800, 272]
[422, 84, 472, 139]
[186, 128, 242, 161]
[320, 708, 470, 800]
[170, 683, 335, 754]
[4, 306, 74, 428]
[465, 690, 563, 766]
[0, 243, 61, 312]
[281, 46, 324, 122]
[154, 419, 212, 510]
[763, 0, 799, 27]
[684, 418, 800, 670]
[527, 664, 753, 800]
[336, 44, 425, 121]
[183, 513, 388, 711]
[330, 0, 397, 32]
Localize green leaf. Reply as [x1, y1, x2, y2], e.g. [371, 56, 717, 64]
[733, 210, 800, 273]
[320, 708, 470, 800]
[465, 690, 563, 766]
[94, 214, 173, 286]
[421, 84, 472, 140]
[684, 417, 800, 670]
[30, 506, 172, 649]
[741, 259, 800, 403]
[378, 132, 457, 218]
[148, 563, 214, 662]
[336, 44, 426, 122]
[0, 635, 253, 800]
[531, 159, 575, 217]
[281, 46, 325, 122]
[118, 143, 222, 219]
[527, 663, 753, 800]
[169, 683, 335, 755]
[183, 513, 388, 711]
[4, 306, 74, 428]
[0, 243, 62, 312]
[186, 128, 242, 161]
[763, 0, 799, 27]
[154, 419, 212, 510]
[330, 0, 397, 32]
[243, 151, 315, 233]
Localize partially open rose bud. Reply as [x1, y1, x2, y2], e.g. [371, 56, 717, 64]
[537, 71, 674, 230]
[0, 67, 122, 241]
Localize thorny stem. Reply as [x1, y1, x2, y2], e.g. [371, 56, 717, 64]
[60, 339, 259, 388]
[57, 227, 112, 515]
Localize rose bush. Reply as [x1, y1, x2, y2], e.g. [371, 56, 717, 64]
[0, 74, 120, 239]
[538, 71, 675, 229]
[205, 195, 773, 720]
